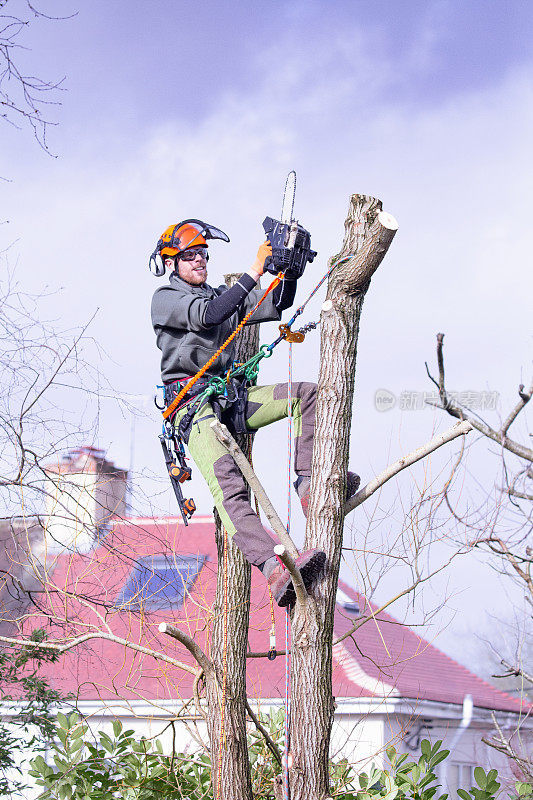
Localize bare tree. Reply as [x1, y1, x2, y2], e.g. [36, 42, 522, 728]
[0, 269, 102, 514]
[427, 333, 532, 781]
[0, 0, 72, 153]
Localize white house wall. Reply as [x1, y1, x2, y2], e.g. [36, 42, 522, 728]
[44, 472, 98, 553]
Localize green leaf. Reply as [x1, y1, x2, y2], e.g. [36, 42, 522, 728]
[100, 738, 115, 753]
[30, 754, 49, 775]
[383, 788, 399, 800]
[70, 739, 85, 752]
[384, 773, 395, 792]
[431, 751, 451, 767]
[419, 772, 438, 789]
[59, 784, 72, 799]
[457, 790, 472, 800]
[112, 719, 122, 737]
[56, 712, 69, 729]
[421, 740, 432, 757]
[474, 767, 487, 789]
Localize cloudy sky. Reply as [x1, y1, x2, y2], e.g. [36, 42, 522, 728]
[2, 0, 532, 671]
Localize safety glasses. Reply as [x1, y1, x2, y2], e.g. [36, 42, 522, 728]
[178, 247, 208, 261]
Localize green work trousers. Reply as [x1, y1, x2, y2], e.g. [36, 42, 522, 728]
[175, 382, 316, 567]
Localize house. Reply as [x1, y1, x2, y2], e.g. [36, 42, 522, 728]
[2, 451, 530, 795]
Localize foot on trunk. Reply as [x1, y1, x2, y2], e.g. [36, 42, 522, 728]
[268, 548, 326, 607]
[294, 471, 361, 518]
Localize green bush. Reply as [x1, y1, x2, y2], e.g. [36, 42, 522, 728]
[29, 710, 533, 800]
[0, 629, 67, 798]
[29, 712, 212, 799]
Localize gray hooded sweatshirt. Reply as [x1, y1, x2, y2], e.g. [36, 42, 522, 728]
[151, 272, 282, 382]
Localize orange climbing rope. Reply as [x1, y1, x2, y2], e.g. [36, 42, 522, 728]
[163, 274, 283, 420]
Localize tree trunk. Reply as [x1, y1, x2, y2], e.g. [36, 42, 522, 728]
[289, 196, 398, 799]
[205, 273, 258, 800]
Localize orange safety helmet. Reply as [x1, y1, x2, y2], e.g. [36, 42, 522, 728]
[149, 219, 230, 276]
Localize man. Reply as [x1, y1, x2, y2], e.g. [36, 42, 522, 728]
[150, 220, 359, 606]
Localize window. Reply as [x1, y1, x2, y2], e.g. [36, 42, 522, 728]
[116, 554, 206, 612]
[447, 763, 475, 798]
[336, 587, 359, 613]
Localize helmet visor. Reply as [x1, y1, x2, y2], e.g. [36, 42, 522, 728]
[178, 219, 230, 244]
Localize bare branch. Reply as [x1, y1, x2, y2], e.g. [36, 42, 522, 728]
[0, 632, 200, 676]
[245, 700, 282, 764]
[482, 712, 533, 782]
[158, 622, 214, 679]
[472, 536, 533, 602]
[333, 544, 470, 647]
[0, 2, 72, 151]
[345, 421, 472, 514]
[428, 334, 533, 462]
[502, 487, 533, 502]
[209, 418, 299, 560]
[497, 659, 533, 686]
[502, 381, 533, 436]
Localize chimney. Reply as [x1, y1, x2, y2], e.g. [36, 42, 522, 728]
[44, 447, 128, 553]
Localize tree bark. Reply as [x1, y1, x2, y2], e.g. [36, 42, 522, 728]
[289, 196, 398, 799]
[205, 273, 257, 800]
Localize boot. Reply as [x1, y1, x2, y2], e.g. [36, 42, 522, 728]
[268, 548, 326, 607]
[294, 472, 361, 518]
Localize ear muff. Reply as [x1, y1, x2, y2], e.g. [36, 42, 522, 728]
[149, 251, 165, 277]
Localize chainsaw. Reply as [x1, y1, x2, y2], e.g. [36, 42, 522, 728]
[262, 171, 317, 279]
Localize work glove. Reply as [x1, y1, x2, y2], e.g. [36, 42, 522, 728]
[253, 240, 272, 275]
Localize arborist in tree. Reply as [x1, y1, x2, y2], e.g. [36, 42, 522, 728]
[150, 220, 360, 606]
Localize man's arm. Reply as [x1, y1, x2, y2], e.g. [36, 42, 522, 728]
[203, 272, 297, 327]
[203, 242, 273, 327]
[204, 273, 259, 327]
[272, 276, 297, 312]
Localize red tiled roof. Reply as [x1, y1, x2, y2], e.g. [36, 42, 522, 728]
[32, 517, 523, 713]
